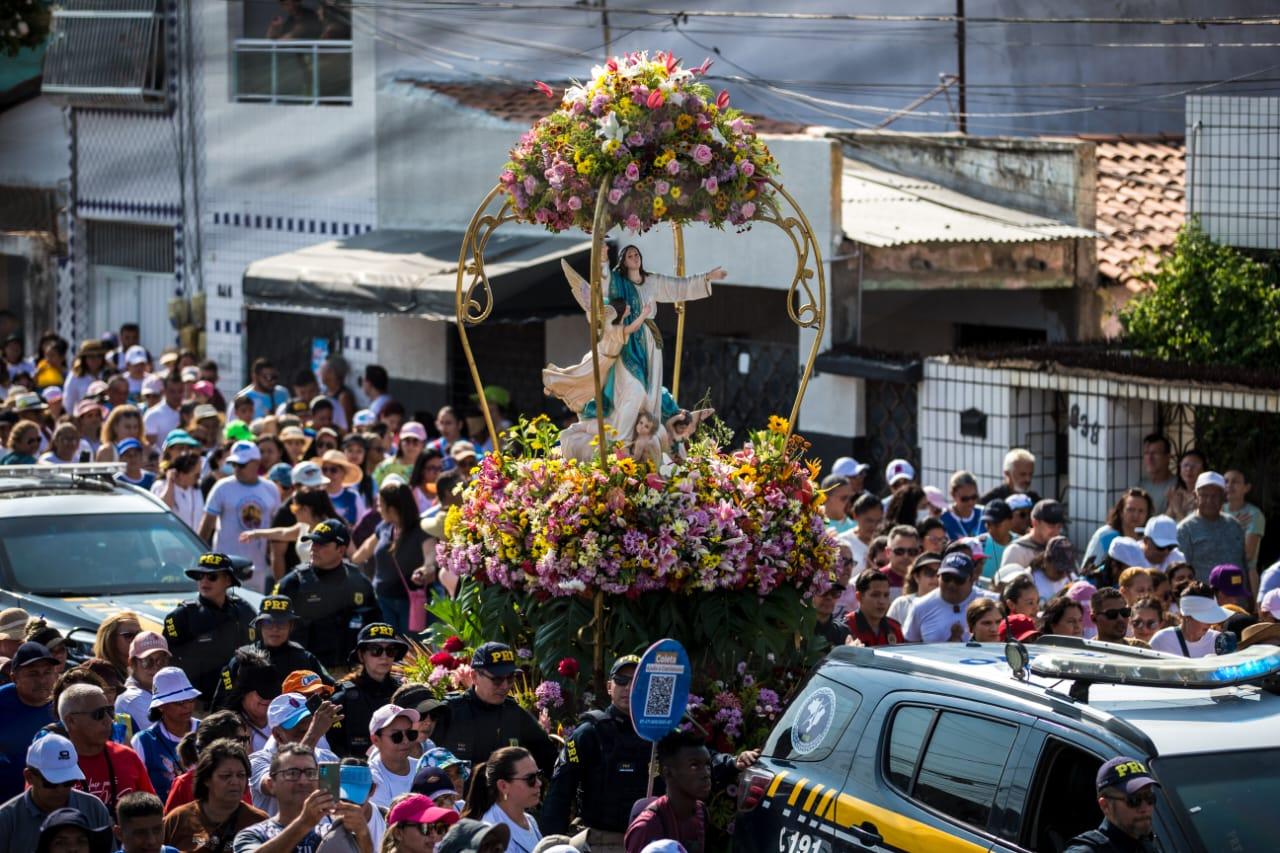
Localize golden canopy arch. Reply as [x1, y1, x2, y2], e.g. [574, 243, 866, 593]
[454, 176, 825, 466]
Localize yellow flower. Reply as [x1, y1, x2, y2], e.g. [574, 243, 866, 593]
[652, 197, 667, 217]
[767, 415, 789, 434]
[805, 459, 822, 480]
[577, 157, 596, 175]
[616, 457, 637, 476]
[670, 187, 682, 199]
[675, 114, 694, 131]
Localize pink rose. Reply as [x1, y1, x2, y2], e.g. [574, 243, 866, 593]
[625, 162, 640, 181]
[740, 201, 756, 219]
[655, 180, 670, 195]
[666, 159, 680, 175]
[568, 196, 582, 210]
[692, 144, 713, 166]
[740, 161, 755, 177]
[608, 188, 624, 205]
[625, 213, 642, 231]
[500, 170, 515, 185]
[703, 176, 718, 195]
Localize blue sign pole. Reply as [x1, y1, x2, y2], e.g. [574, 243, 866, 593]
[629, 638, 692, 797]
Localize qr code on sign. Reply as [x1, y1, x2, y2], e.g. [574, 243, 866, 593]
[643, 674, 676, 718]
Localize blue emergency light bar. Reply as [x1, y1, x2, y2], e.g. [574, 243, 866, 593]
[1028, 642, 1280, 690]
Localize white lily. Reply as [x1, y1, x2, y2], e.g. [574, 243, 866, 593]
[596, 110, 627, 143]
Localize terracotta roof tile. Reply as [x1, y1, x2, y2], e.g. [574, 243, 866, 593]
[1092, 138, 1185, 292]
[405, 80, 812, 135]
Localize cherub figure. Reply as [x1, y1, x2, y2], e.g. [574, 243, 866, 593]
[629, 411, 662, 468]
[662, 407, 715, 462]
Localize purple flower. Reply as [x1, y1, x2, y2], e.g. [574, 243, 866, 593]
[534, 681, 564, 710]
[608, 188, 624, 205]
[692, 144, 713, 166]
[523, 176, 538, 194]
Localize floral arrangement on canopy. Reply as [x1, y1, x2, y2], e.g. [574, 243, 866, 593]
[1, 0, 50, 57]
[437, 414, 839, 598]
[500, 50, 779, 233]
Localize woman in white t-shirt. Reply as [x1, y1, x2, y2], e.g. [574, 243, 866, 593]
[1149, 589, 1229, 658]
[463, 747, 542, 853]
[153, 453, 204, 531]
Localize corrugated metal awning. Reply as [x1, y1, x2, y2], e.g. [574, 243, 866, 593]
[242, 229, 592, 321]
[842, 159, 1096, 247]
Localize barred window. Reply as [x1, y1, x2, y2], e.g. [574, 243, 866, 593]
[41, 0, 167, 111]
[85, 221, 174, 273]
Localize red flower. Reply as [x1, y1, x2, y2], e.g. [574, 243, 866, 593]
[430, 651, 459, 669]
[716, 90, 730, 110]
[443, 635, 465, 653]
[646, 89, 665, 110]
[557, 657, 580, 678]
[534, 80, 555, 99]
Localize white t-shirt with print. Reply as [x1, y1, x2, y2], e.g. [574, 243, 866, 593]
[204, 477, 281, 588]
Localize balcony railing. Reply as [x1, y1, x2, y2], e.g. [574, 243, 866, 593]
[41, 0, 167, 110]
[232, 39, 353, 106]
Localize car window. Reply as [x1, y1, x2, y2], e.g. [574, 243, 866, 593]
[886, 705, 933, 790]
[0, 512, 202, 595]
[765, 674, 861, 762]
[1154, 748, 1280, 851]
[884, 706, 1017, 832]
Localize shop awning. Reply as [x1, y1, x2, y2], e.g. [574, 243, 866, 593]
[242, 229, 593, 321]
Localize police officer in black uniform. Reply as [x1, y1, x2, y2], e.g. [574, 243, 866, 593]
[542, 654, 651, 841]
[274, 518, 377, 669]
[1065, 757, 1161, 853]
[328, 622, 406, 758]
[432, 641, 557, 776]
[163, 552, 257, 701]
[209, 595, 335, 709]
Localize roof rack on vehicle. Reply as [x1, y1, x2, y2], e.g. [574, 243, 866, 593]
[1020, 636, 1280, 701]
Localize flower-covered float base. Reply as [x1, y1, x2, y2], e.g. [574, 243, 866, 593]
[430, 414, 840, 737]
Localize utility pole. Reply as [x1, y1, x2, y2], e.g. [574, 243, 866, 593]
[956, 0, 967, 133]
[600, 0, 611, 60]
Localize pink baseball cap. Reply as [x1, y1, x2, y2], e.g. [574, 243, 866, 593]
[192, 380, 216, 399]
[129, 631, 170, 659]
[399, 421, 428, 442]
[74, 399, 104, 417]
[387, 795, 460, 829]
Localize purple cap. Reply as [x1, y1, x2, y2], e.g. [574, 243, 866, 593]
[1096, 756, 1159, 794]
[1208, 564, 1246, 596]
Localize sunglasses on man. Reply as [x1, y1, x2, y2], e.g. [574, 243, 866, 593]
[380, 728, 420, 745]
[1098, 607, 1132, 620]
[1106, 789, 1157, 808]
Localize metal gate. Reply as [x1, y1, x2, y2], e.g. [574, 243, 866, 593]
[863, 379, 919, 492]
[666, 333, 798, 441]
[245, 308, 343, 387]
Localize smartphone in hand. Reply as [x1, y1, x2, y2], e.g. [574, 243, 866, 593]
[318, 762, 341, 800]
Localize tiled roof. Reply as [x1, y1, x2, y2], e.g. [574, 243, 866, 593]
[1090, 137, 1185, 292]
[407, 80, 812, 135]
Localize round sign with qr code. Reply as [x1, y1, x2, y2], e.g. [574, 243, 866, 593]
[790, 687, 837, 755]
[629, 638, 692, 742]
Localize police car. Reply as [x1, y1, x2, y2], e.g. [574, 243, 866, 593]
[733, 637, 1280, 853]
[0, 464, 262, 654]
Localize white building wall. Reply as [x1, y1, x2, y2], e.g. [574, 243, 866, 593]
[1187, 95, 1280, 250]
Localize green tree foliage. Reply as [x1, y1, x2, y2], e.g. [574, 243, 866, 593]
[1120, 220, 1280, 369]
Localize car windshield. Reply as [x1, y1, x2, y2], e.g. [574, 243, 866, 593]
[0, 512, 202, 595]
[1153, 748, 1280, 850]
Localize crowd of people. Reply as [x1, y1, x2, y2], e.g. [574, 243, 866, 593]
[813, 442, 1278, 656]
[1, 319, 1275, 853]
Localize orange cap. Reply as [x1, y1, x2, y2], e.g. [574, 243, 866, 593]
[281, 670, 333, 697]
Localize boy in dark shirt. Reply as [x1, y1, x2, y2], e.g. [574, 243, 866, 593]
[624, 729, 712, 853]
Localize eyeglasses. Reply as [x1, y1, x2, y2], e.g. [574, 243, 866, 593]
[381, 728, 420, 744]
[891, 547, 922, 557]
[480, 671, 516, 685]
[68, 705, 115, 721]
[136, 655, 170, 669]
[1106, 790, 1157, 808]
[1131, 617, 1161, 630]
[273, 767, 320, 781]
[611, 674, 633, 687]
[940, 574, 966, 584]
[954, 493, 979, 504]
[509, 772, 542, 787]
[1099, 607, 1132, 620]
[413, 822, 453, 837]
[361, 644, 402, 658]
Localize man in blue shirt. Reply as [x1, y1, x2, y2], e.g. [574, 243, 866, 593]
[232, 357, 290, 420]
[115, 790, 179, 853]
[0, 733, 113, 853]
[0, 642, 59, 802]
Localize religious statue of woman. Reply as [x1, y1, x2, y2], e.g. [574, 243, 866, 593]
[555, 245, 726, 445]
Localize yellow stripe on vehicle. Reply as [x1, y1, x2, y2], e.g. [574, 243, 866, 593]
[766, 770, 789, 798]
[786, 778, 808, 807]
[801, 784, 823, 813]
[815, 788, 837, 820]
[829, 791, 986, 852]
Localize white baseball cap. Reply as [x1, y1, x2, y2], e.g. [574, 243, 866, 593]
[885, 459, 915, 486]
[141, 375, 165, 396]
[125, 345, 149, 367]
[1179, 593, 1231, 625]
[369, 703, 420, 738]
[1260, 588, 1280, 620]
[1106, 536, 1148, 568]
[27, 733, 85, 784]
[268, 692, 312, 731]
[149, 667, 201, 709]
[1136, 515, 1178, 549]
[352, 409, 377, 428]
[226, 440, 262, 466]
[831, 457, 869, 478]
[1194, 471, 1227, 492]
[923, 485, 947, 511]
[291, 460, 329, 488]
